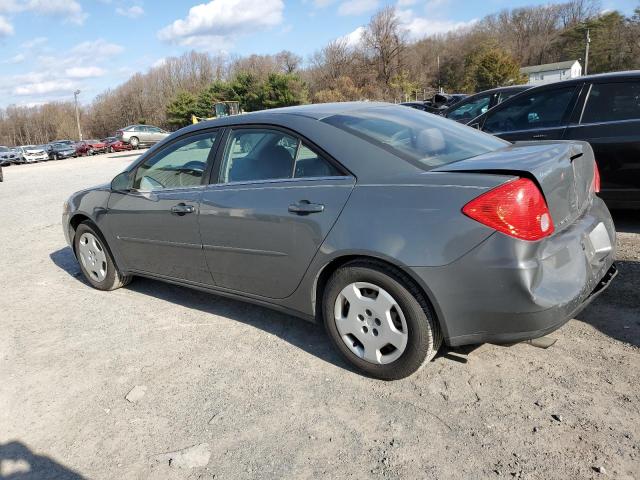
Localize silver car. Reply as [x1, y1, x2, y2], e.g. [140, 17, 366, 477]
[115, 124, 170, 148]
[15, 145, 49, 163]
[63, 103, 617, 380]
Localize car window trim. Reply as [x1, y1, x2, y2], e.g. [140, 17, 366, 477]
[128, 128, 221, 193]
[209, 123, 353, 186]
[204, 175, 354, 191]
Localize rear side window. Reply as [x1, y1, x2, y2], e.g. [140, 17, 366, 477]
[220, 129, 341, 183]
[323, 106, 507, 170]
[446, 95, 491, 122]
[484, 87, 575, 133]
[582, 82, 640, 124]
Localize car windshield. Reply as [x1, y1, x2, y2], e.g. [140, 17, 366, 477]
[323, 106, 508, 170]
[0, 146, 9, 152]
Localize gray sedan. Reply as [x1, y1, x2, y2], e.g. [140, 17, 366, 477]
[62, 102, 617, 379]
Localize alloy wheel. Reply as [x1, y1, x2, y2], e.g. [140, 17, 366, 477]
[77, 232, 108, 282]
[333, 282, 408, 365]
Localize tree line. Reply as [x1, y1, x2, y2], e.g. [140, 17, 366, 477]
[1, 0, 639, 145]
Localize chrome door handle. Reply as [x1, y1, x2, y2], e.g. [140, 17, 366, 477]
[532, 134, 547, 139]
[171, 203, 195, 215]
[288, 200, 324, 215]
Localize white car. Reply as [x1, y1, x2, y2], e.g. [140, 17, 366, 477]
[15, 145, 49, 163]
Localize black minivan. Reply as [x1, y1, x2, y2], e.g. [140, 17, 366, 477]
[468, 71, 640, 209]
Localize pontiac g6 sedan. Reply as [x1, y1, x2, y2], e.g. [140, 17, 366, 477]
[63, 103, 617, 380]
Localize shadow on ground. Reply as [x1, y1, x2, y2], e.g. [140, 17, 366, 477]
[611, 209, 640, 234]
[577, 259, 640, 348]
[49, 245, 639, 375]
[0, 441, 84, 479]
[49, 246, 357, 375]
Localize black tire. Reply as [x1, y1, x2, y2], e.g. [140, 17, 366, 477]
[109, 146, 114, 153]
[74, 221, 132, 291]
[323, 260, 442, 380]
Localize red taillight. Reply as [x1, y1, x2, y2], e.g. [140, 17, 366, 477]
[463, 178, 554, 241]
[592, 161, 601, 193]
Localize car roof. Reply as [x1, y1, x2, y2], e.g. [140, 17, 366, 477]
[526, 70, 640, 89]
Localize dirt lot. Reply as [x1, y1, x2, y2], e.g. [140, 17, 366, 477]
[0, 154, 638, 480]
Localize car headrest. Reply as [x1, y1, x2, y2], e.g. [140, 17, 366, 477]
[416, 128, 446, 153]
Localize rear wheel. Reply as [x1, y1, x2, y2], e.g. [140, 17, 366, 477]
[323, 260, 441, 380]
[53, 154, 59, 160]
[129, 137, 139, 149]
[74, 222, 131, 291]
[109, 146, 114, 153]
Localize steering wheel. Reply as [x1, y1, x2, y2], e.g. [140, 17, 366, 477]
[182, 161, 206, 172]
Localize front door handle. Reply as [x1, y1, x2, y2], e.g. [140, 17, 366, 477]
[171, 203, 195, 215]
[288, 200, 324, 215]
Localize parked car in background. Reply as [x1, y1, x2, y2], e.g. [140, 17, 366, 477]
[0, 146, 18, 165]
[116, 124, 170, 148]
[401, 93, 468, 114]
[469, 71, 640, 209]
[75, 139, 107, 156]
[63, 102, 616, 380]
[47, 142, 77, 160]
[104, 138, 133, 153]
[15, 145, 49, 163]
[443, 85, 531, 123]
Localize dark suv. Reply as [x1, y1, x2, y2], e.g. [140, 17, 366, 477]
[469, 71, 640, 208]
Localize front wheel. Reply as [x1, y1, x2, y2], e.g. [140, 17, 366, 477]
[129, 136, 139, 149]
[53, 154, 59, 160]
[109, 146, 114, 153]
[323, 260, 442, 380]
[74, 222, 132, 291]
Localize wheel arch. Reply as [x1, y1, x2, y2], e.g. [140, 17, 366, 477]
[312, 253, 449, 339]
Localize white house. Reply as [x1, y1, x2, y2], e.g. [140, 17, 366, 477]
[520, 60, 582, 85]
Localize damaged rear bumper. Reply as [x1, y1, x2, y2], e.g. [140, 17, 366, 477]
[411, 197, 617, 347]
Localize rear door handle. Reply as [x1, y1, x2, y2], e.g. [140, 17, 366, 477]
[288, 200, 324, 215]
[171, 203, 195, 215]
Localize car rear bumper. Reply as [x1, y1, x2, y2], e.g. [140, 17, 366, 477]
[412, 197, 617, 347]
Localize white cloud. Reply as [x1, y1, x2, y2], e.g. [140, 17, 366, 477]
[21, 36, 47, 48]
[69, 39, 124, 59]
[313, 0, 335, 6]
[396, 8, 476, 39]
[4, 53, 24, 63]
[0, 0, 87, 24]
[397, 0, 416, 5]
[0, 15, 13, 36]
[158, 0, 284, 49]
[340, 25, 365, 47]
[116, 5, 144, 18]
[14, 79, 74, 96]
[65, 66, 106, 78]
[338, 0, 378, 16]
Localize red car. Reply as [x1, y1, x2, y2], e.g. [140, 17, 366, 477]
[76, 140, 107, 156]
[104, 137, 133, 153]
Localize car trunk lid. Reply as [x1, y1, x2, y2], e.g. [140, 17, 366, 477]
[434, 141, 596, 232]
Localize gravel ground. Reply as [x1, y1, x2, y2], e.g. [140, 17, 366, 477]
[0, 155, 638, 480]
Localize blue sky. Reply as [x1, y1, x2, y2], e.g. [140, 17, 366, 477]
[0, 0, 637, 108]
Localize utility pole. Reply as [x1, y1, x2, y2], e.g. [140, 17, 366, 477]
[584, 29, 591, 76]
[437, 55, 441, 92]
[74, 90, 83, 141]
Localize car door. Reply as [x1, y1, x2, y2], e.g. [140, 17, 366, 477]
[563, 80, 640, 206]
[199, 126, 355, 299]
[479, 85, 580, 142]
[105, 130, 220, 284]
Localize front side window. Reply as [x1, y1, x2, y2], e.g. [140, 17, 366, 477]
[220, 128, 341, 183]
[134, 132, 217, 191]
[446, 95, 491, 122]
[582, 82, 640, 124]
[323, 106, 507, 170]
[484, 87, 575, 133]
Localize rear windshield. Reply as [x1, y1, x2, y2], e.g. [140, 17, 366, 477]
[322, 106, 508, 170]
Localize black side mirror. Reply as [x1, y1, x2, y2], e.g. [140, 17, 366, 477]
[111, 171, 132, 191]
